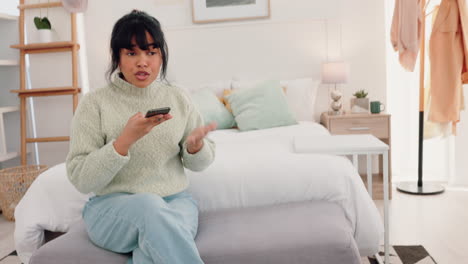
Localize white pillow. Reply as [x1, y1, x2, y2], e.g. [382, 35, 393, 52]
[173, 80, 231, 97]
[231, 77, 319, 122]
[281, 78, 319, 122]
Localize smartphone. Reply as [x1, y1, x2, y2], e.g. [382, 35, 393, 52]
[145, 107, 171, 118]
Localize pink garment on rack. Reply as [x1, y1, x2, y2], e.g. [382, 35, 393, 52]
[391, 0, 422, 72]
[429, 0, 467, 131]
[459, 0, 468, 84]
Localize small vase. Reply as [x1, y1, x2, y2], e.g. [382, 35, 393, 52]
[350, 98, 369, 113]
[37, 29, 53, 43]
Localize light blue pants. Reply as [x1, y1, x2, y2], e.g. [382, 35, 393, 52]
[82, 190, 204, 264]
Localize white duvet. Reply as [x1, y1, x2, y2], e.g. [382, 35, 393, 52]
[14, 122, 383, 264]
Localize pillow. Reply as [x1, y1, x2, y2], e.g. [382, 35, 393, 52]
[281, 78, 319, 122]
[225, 80, 297, 131]
[222, 89, 234, 112]
[175, 80, 231, 97]
[231, 77, 319, 122]
[222, 87, 287, 113]
[190, 89, 236, 129]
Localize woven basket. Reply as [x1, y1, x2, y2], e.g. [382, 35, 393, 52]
[0, 165, 48, 221]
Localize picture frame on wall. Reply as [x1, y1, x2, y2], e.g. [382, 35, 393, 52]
[192, 0, 270, 24]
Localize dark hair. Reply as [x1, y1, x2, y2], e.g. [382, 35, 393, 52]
[107, 10, 169, 83]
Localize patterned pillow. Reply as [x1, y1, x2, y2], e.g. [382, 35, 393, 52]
[191, 89, 236, 129]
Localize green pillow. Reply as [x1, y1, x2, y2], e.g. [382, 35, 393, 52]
[226, 80, 297, 131]
[191, 89, 236, 129]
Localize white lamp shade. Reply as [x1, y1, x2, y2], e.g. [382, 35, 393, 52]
[321, 62, 350, 84]
[62, 0, 88, 13]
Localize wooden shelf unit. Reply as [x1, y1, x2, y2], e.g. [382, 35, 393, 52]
[10, 0, 81, 165]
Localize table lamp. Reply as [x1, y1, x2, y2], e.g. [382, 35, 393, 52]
[321, 61, 350, 115]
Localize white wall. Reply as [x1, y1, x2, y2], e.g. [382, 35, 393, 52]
[454, 109, 468, 187]
[23, 0, 387, 167]
[2, 0, 19, 16]
[85, 0, 387, 107]
[84, 0, 387, 124]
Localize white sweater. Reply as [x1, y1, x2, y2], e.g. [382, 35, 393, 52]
[66, 77, 215, 197]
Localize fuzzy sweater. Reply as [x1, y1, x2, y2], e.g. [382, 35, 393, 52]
[66, 77, 215, 197]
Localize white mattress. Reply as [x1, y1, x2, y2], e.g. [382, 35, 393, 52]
[14, 122, 383, 263]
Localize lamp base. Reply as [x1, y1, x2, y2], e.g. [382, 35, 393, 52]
[396, 182, 445, 195]
[328, 110, 343, 115]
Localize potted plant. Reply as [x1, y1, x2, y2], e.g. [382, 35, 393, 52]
[350, 89, 369, 113]
[34, 16, 52, 43]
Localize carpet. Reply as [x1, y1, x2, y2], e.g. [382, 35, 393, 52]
[362, 245, 437, 264]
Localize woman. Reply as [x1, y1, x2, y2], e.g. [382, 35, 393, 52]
[66, 10, 216, 264]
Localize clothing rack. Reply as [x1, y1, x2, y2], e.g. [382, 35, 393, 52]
[396, 0, 445, 195]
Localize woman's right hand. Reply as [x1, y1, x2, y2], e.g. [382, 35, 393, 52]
[113, 112, 172, 156]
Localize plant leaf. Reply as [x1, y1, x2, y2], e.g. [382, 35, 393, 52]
[33, 17, 42, 29]
[42, 17, 51, 29]
[34, 16, 51, 30]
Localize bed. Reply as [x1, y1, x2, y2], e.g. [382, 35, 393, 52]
[14, 121, 383, 264]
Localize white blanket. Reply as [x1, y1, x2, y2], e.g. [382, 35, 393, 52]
[14, 122, 383, 263]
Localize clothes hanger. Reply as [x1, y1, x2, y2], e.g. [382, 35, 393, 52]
[396, 0, 446, 195]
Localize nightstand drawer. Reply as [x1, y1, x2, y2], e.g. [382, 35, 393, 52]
[329, 117, 389, 138]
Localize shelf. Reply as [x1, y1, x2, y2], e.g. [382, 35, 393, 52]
[0, 106, 19, 115]
[18, 2, 62, 10]
[11, 87, 81, 97]
[0, 152, 19, 162]
[10, 41, 80, 54]
[26, 136, 69, 143]
[0, 13, 18, 20]
[0, 60, 18, 66]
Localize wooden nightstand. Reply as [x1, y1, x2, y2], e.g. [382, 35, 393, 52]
[320, 112, 392, 199]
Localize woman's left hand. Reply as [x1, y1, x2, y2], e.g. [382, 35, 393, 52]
[186, 122, 217, 154]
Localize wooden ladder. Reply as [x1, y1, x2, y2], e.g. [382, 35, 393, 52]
[10, 0, 80, 165]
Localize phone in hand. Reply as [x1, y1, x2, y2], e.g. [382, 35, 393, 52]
[145, 107, 171, 118]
